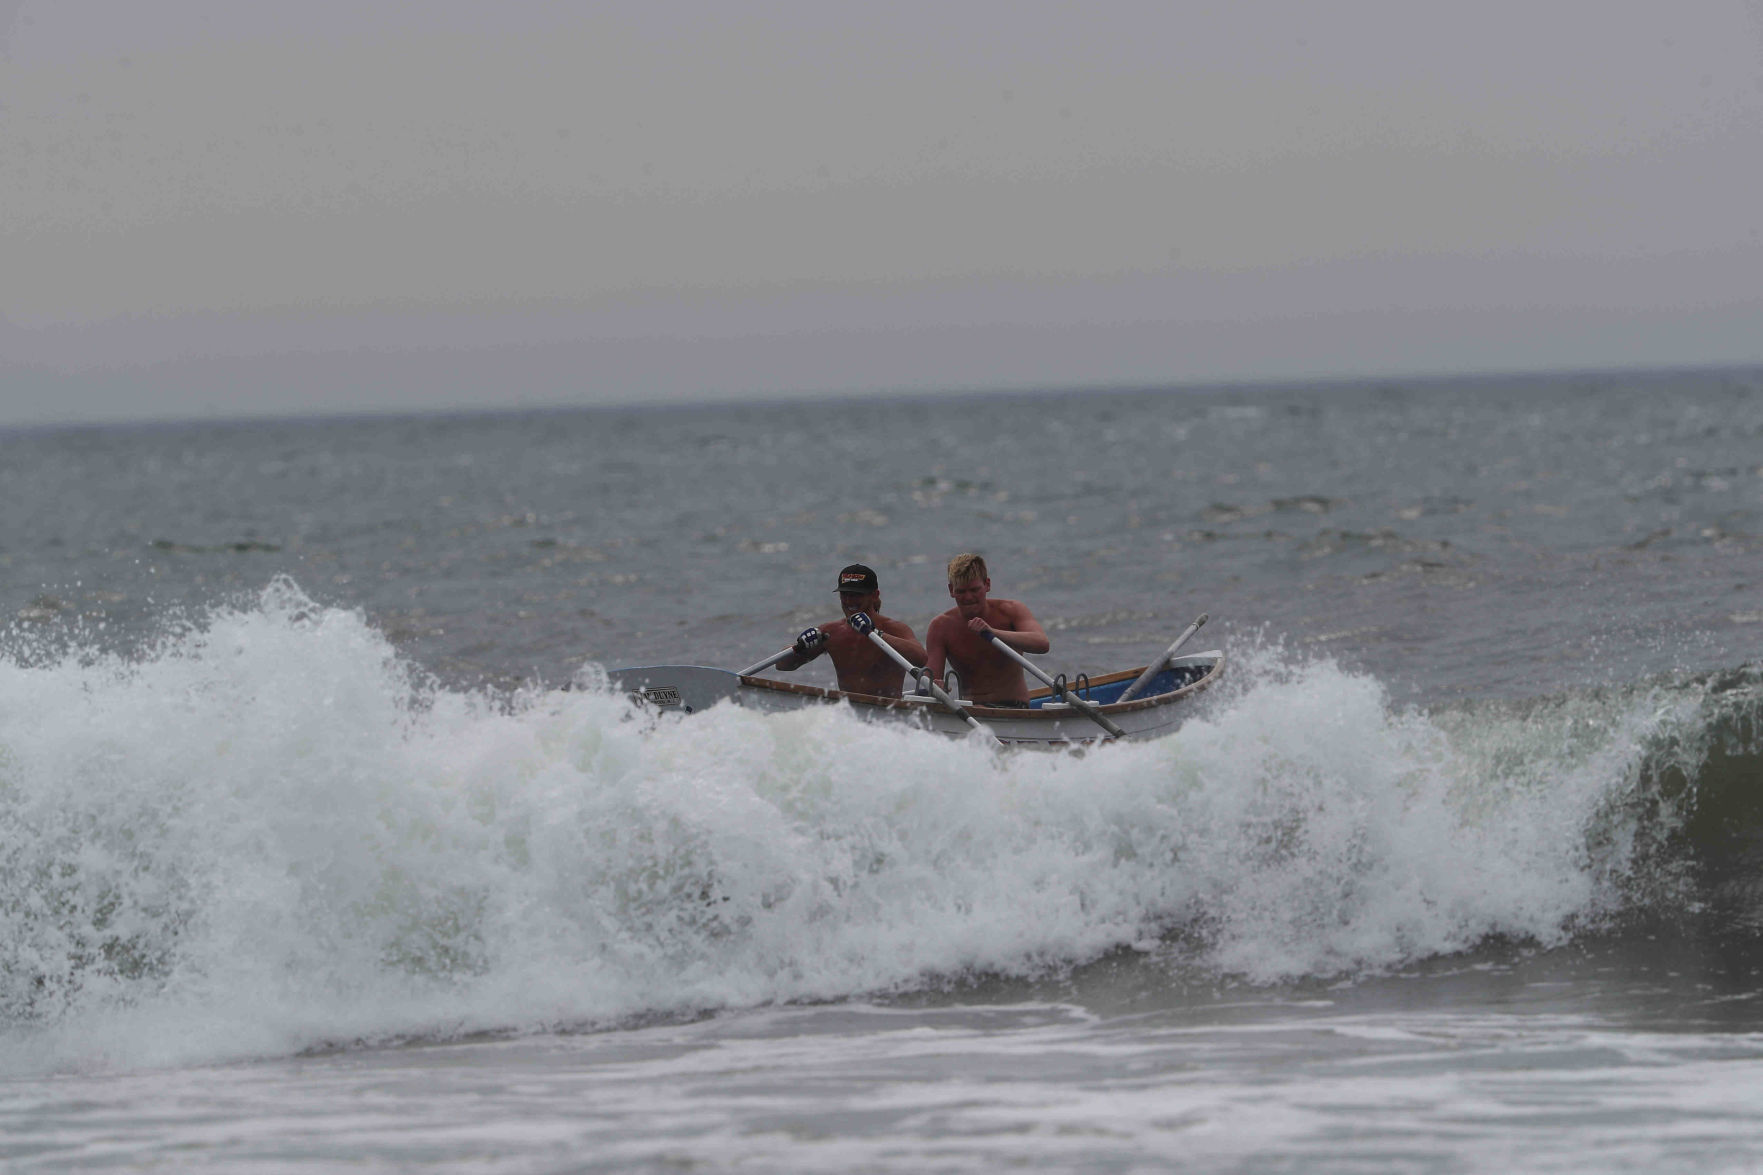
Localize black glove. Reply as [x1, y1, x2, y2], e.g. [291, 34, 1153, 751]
[793, 627, 828, 657]
[847, 611, 876, 636]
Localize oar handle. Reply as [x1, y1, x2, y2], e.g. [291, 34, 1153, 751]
[979, 630, 1124, 739]
[858, 625, 999, 745]
[737, 647, 797, 677]
[1117, 613, 1208, 703]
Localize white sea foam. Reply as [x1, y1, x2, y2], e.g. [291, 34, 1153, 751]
[0, 581, 1703, 1075]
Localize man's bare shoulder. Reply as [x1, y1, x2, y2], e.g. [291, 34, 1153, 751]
[821, 620, 862, 645]
[989, 598, 1038, 624]
[878, 614, 917, 639]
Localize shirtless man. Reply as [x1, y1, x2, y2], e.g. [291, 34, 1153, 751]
[774, 564, 927, 698]
[923, 553, 1050, 706]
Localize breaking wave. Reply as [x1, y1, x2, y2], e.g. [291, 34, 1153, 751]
[1, 579, 1758, 1075]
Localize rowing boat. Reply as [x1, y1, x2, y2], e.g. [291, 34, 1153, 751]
[606, 650, 1225, 747]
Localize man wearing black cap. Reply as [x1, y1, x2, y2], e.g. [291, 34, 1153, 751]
[773, 564, 927, 698]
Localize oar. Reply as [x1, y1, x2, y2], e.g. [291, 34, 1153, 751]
[1117, 613, 1208, 703]
[978, 630, 1125, 739]
[737, 647, 797, 677]
[851, 615, 1000, 746]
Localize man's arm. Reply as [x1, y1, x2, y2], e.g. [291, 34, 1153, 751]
[878, 617, 927, 666]
[923, 616, 950, 684]
[970, 601, 1050, 654]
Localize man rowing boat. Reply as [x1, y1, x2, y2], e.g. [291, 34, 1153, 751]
[923, 553, 1049, 706]
[773, 564, 927, 698]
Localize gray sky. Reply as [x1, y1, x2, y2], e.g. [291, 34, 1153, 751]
[3, 0, 1761, 424]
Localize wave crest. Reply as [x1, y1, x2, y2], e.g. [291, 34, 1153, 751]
[1, 582, 1755, 1073]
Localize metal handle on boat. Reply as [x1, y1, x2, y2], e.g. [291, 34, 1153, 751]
[978, 631, 1125, 739]
[861, 631, 1000, 746]
[1117, 613, 1208, 703]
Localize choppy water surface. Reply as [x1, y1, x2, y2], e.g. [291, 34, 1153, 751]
[3, 368, 1762, 1172]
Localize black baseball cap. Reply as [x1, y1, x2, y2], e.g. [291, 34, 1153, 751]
[836, 564, 880, 594]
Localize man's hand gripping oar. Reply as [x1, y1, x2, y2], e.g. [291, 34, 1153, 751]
[977, 629, 1125, 739]
[849, 613, 1000, 746]
[737, 646, 799, 677]
[738, 626, 829, 677]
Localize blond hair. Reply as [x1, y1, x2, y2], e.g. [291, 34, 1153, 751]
[947, 552, 988, 585]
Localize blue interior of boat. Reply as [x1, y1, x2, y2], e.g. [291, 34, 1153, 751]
[1026, 665, 1201, 709]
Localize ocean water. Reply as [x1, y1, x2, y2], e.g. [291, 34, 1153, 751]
[2, 368, 1762, 1171]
